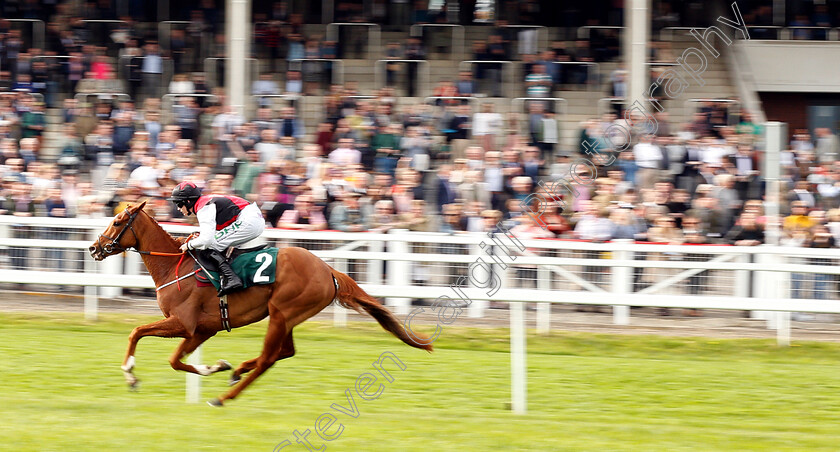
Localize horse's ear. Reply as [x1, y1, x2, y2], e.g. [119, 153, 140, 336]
[135, 200, 148, 211]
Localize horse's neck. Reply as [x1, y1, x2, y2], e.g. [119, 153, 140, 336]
[136, 214, 186, 287]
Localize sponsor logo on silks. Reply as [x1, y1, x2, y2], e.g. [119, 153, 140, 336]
[214, 220, 243, 241]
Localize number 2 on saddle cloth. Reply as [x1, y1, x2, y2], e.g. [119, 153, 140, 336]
[194, 247, 279, 292]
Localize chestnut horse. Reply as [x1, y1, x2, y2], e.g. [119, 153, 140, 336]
[88, 201, 432, 406]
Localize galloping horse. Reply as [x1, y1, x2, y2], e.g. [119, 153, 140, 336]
[88, 201, 432, 406]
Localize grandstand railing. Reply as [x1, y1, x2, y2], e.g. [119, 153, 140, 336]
[658, 27, 695, 41]
[424, 96, 480, 108]
[158, 20, 212, 61]
[203, 57, 260, 89]
[0, 215, 836, 344]
[80, 20, 129, 51]
[1, 91, 45, 105]
[409, 24, 466, 60]
[326, 23, 381, 60]
[7, 19, 45, 50]
[458, 60, 515, 98]
[502, 25, 549, 57]
[511, 96, 568, 114]
[250, 94, 303, 117]
[74, 92, 132, 104]
[684, 98, 742, 125]
[598, 97, 625, 115]
[288, 58, 345, 85]
[374, 59, 431, 96]
[576, 25, 623, 40]
[746, 25, 783, 40]
[781, 26, 835, 40]
[549, 61, 601, 90]
[117, 56, 175, 94]
[511, 97, 568, 136]
[161, 93, 220, 124]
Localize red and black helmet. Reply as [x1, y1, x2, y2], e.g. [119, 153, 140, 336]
[169, 182, 202, 212]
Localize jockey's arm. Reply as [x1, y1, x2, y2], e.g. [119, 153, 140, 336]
[186, 203, 218, 250]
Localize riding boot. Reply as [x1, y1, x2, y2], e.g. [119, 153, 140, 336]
[206, 249, 243, 296]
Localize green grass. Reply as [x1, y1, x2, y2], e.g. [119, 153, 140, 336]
[2, 312, 840, 451]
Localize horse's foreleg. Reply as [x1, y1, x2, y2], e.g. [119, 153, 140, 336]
[122, 317, 187, 388]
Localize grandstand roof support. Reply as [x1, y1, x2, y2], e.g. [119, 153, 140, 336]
[226, 0, 252, 116]
[624, 0, 650, 115]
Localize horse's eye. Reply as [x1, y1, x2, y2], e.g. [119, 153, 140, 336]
[113, 222, 121, 227]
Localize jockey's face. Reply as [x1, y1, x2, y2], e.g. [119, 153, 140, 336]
[177, 204, 191, 216]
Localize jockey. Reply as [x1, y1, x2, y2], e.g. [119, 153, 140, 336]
[169, 181, 266, 296]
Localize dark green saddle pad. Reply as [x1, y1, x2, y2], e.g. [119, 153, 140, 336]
[196, 247, 279, 291]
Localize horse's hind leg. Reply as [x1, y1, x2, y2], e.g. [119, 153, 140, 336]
[122, 316, 186, 388]
[168, 332, 226, 376]
[229, 358, 258, 386]
[210, 317, 295, 406]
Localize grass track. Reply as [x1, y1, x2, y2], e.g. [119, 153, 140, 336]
[2, 312, 840, 451]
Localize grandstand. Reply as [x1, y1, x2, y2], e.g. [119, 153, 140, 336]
[2, 0, 840, 328]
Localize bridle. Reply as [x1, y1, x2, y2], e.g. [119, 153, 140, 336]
[96, 208, 142, 255]
[96, 207, 188, 258]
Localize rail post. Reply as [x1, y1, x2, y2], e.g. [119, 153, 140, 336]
[186, 346, 201, 403]
[385, 230, 411, 316]
[536, 266, 550, 334]
[611, 240, 632, 325]
[509, 300, 527, 414]
[83, 234, 99, 322]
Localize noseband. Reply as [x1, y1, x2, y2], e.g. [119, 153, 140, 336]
[97, 209, 141, 255]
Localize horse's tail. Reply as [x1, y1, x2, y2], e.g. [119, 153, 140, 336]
[330, 269, 433, 352]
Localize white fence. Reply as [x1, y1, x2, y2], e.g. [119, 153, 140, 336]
[2, 215, 840, 411]
[1, 215, 840, 334]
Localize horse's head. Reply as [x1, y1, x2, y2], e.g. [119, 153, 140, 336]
[89, 201, 147, 261]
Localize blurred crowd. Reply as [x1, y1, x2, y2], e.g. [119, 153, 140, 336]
[0, 0, 838, 258]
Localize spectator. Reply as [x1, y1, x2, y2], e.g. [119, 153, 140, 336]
[440, 203, 467, 233]
[472, 103, 502, 153]
[140, 41, 163, 101]
[329, 138, 362, 166]
[21, 101, 45, 140]
[815, 127, 839, 165]
[252, 73, 280, 103]
[455, 71, 477, 97]
[574, 202, 614, 242]
[369, 199, 407, 232]
[277, 106, 305, 140]
[284, 70, 303, 95]
[384, 42, 403, 87]
[403, 37, 426, 97]
[278, 193, 327, 230]
[446, 104, 471, 160]
[169, 73, 195, 94]
[633, 134, 662, 190]
[525, 63, 552, 98]
[329, 192, 369, 232]
[726, 211, 765, 246]
[784, 200, 815, 236]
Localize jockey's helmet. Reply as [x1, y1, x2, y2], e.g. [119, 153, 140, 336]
[169, 181, 202, 213]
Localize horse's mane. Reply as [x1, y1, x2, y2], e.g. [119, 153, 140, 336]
[139, 208, 186, 252]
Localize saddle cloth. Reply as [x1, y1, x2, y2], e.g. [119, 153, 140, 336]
[195, 246, 279, 291]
